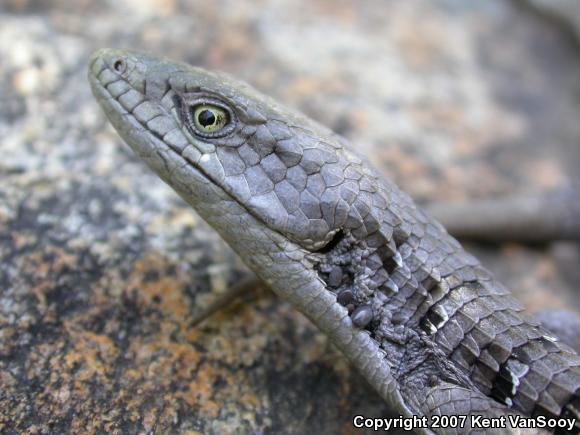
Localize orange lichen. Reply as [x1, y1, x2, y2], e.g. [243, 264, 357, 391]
[127, 254, 192, 320]
[62, 324, 119, 382]
[174, 363, 221, 419]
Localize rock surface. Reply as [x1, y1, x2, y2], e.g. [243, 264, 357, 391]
[1, 0, 580, 433]
[522, 0, 580, 42]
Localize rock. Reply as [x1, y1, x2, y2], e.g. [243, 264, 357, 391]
[522, 0, 580, 42]
[1, 0, 580, 433]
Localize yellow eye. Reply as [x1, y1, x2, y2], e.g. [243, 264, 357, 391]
[192, 104, 229, 134]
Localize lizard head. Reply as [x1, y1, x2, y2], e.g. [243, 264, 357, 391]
[88, 48, 380, 260]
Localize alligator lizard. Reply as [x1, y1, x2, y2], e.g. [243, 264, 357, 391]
[88, 48, 580, 434]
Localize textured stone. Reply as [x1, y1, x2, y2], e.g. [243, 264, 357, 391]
[1, 0, 580, 433]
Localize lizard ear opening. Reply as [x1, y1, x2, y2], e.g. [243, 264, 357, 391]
[315, 229, 345, 254]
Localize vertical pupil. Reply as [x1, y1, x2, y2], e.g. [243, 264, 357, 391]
[198, 109, 216, 127]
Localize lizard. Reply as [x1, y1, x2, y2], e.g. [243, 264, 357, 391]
[88, 48, 580, 434]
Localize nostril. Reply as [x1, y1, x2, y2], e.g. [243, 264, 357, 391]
[112, 58, 126, 73]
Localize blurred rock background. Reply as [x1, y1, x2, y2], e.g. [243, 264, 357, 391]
[1, 0, 579, 433]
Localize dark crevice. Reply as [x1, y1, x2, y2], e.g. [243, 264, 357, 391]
[315, 230, 345, 254]
[381, 233, 404, 275]
[383, 255, 399, 275]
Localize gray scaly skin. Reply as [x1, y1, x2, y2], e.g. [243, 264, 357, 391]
[88, 49, 580, 434]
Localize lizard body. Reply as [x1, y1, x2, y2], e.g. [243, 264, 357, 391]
[89, 49, 580, 434]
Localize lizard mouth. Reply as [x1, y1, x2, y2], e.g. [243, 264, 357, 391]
[89, 68, 240, 213]
[88, 59, 235, 204]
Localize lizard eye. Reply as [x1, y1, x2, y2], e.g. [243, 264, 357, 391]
[189, 103, 232, 137]
[176, 95, 237, 139]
